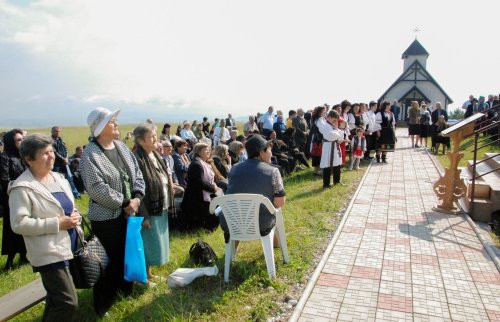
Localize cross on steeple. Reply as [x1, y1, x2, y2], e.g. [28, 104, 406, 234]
[413, 27, 420, 39]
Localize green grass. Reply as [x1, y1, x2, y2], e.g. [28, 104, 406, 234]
[0, 124, 366, 321]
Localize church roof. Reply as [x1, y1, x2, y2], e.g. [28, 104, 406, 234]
[379, 60, 453, 104]
[401, 39, 429, 59]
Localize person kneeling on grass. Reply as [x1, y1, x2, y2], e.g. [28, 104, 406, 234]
[218, 135, 286, 250]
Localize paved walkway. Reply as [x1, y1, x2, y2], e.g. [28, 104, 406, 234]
[292, 129, 500, 322]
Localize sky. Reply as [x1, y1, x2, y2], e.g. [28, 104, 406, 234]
[0, 0, 499, 128]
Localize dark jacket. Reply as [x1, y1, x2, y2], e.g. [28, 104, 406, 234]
[213, 157, 229, 178]
[181, 158, 217, 224]
[172, 152, 190, 187]
[0, 130, 27, 255]
[431, 109, 448, 124]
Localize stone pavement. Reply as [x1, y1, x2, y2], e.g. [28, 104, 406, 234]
[291, 129, 500, 322]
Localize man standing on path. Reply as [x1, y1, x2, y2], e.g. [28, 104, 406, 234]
[390, 100, 401, 126]
[292, 108, 309, 153]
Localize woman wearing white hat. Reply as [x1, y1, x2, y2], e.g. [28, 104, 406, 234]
[79, 107, 145, 317]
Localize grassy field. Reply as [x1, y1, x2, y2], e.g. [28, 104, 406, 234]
[0, 124, 366, 321]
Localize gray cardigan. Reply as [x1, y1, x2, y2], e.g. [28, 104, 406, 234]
[79, 140, 145, 221]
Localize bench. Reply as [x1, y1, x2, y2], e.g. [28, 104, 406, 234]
[0, 279, 46, 322]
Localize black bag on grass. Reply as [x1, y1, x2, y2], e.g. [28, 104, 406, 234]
[189, 240, 217, 266]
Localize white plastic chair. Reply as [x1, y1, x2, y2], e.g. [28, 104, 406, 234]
[209, 193, 289, 282]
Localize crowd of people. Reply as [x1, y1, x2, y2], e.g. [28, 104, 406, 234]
[1, 94, 497, 320]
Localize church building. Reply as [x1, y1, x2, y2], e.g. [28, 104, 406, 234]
[379, 39, 453, 121]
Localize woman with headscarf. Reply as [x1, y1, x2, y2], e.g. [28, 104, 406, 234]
[133, 123, 172, 282]
[79, 107, 145, 316]
[0, 129, 27, 270]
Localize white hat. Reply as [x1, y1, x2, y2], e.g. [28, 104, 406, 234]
[87, 107, 120, 138]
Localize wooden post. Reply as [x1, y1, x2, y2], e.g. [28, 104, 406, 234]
[432, 115, 482, 214]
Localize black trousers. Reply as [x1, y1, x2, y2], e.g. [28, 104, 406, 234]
[91, 215, 133, 316]
[322, 165, 341, 187]
[40, 266, 78, 322]
[364, 134, 376, 158]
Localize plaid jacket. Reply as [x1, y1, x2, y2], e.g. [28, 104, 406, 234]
[79, 140, 145, 221]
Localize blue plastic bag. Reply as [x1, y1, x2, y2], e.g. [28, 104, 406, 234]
[124, 216, 147, 284]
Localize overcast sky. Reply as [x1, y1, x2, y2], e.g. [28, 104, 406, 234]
[1, 0, 498, 127]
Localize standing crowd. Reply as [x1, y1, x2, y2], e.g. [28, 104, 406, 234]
[1, 94, 497, 320]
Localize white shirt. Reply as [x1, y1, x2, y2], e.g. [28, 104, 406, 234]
[213, 126, 230, 146]
[366, 110, 377, 132]
[180, 129, 197, 141]
[319, 121, 343, 169]
[260, 111, 274, 130]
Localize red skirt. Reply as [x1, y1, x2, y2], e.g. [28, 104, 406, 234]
[353, 148, 363, 158]
[340, 142, 347, 164]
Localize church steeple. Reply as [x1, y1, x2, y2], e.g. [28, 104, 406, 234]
[402, 39, 429, 71]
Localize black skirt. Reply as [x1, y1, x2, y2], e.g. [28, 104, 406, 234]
[377, 127, 396, 152]
[408, 124, 420, 135]
[420, 124, 430, 138]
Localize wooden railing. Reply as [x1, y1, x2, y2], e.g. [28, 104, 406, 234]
[467, 104, 500, 217]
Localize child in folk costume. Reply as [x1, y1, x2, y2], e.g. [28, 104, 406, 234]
[349, 127, 366, 170]
[320, 110, 344, 188]
[337, 118, 350, 165]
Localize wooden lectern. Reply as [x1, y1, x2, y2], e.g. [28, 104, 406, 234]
[432, 114, 484, 214]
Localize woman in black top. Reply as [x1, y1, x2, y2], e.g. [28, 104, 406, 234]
[0, 129, 27, 270]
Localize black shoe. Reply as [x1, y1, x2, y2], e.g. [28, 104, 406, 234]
[19, 255, 29, 265]
[323, 185, 332, 189]
[376, 156, 381, 163]
[382, 157, 387, 163]
[3, 262, 13, 271]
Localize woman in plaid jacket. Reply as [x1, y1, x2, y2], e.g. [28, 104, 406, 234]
[80, 107, 145, 317]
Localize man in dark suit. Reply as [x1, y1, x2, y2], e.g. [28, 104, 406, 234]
[225, 113, 236, 130]
[431, 102, 448, 124]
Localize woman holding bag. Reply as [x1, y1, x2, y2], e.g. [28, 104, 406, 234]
[133, 123, 172, 283]
[9, 134, 80, 321]
[80, 107, 145, 317]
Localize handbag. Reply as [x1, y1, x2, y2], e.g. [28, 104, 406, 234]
[124, 216, 147, 284]
[311, 142, 322, 157]
[69, 217, 109, 289]
[189, 240, 217, 266]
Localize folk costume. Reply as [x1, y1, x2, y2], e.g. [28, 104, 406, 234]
[319, 121, 343, 188]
